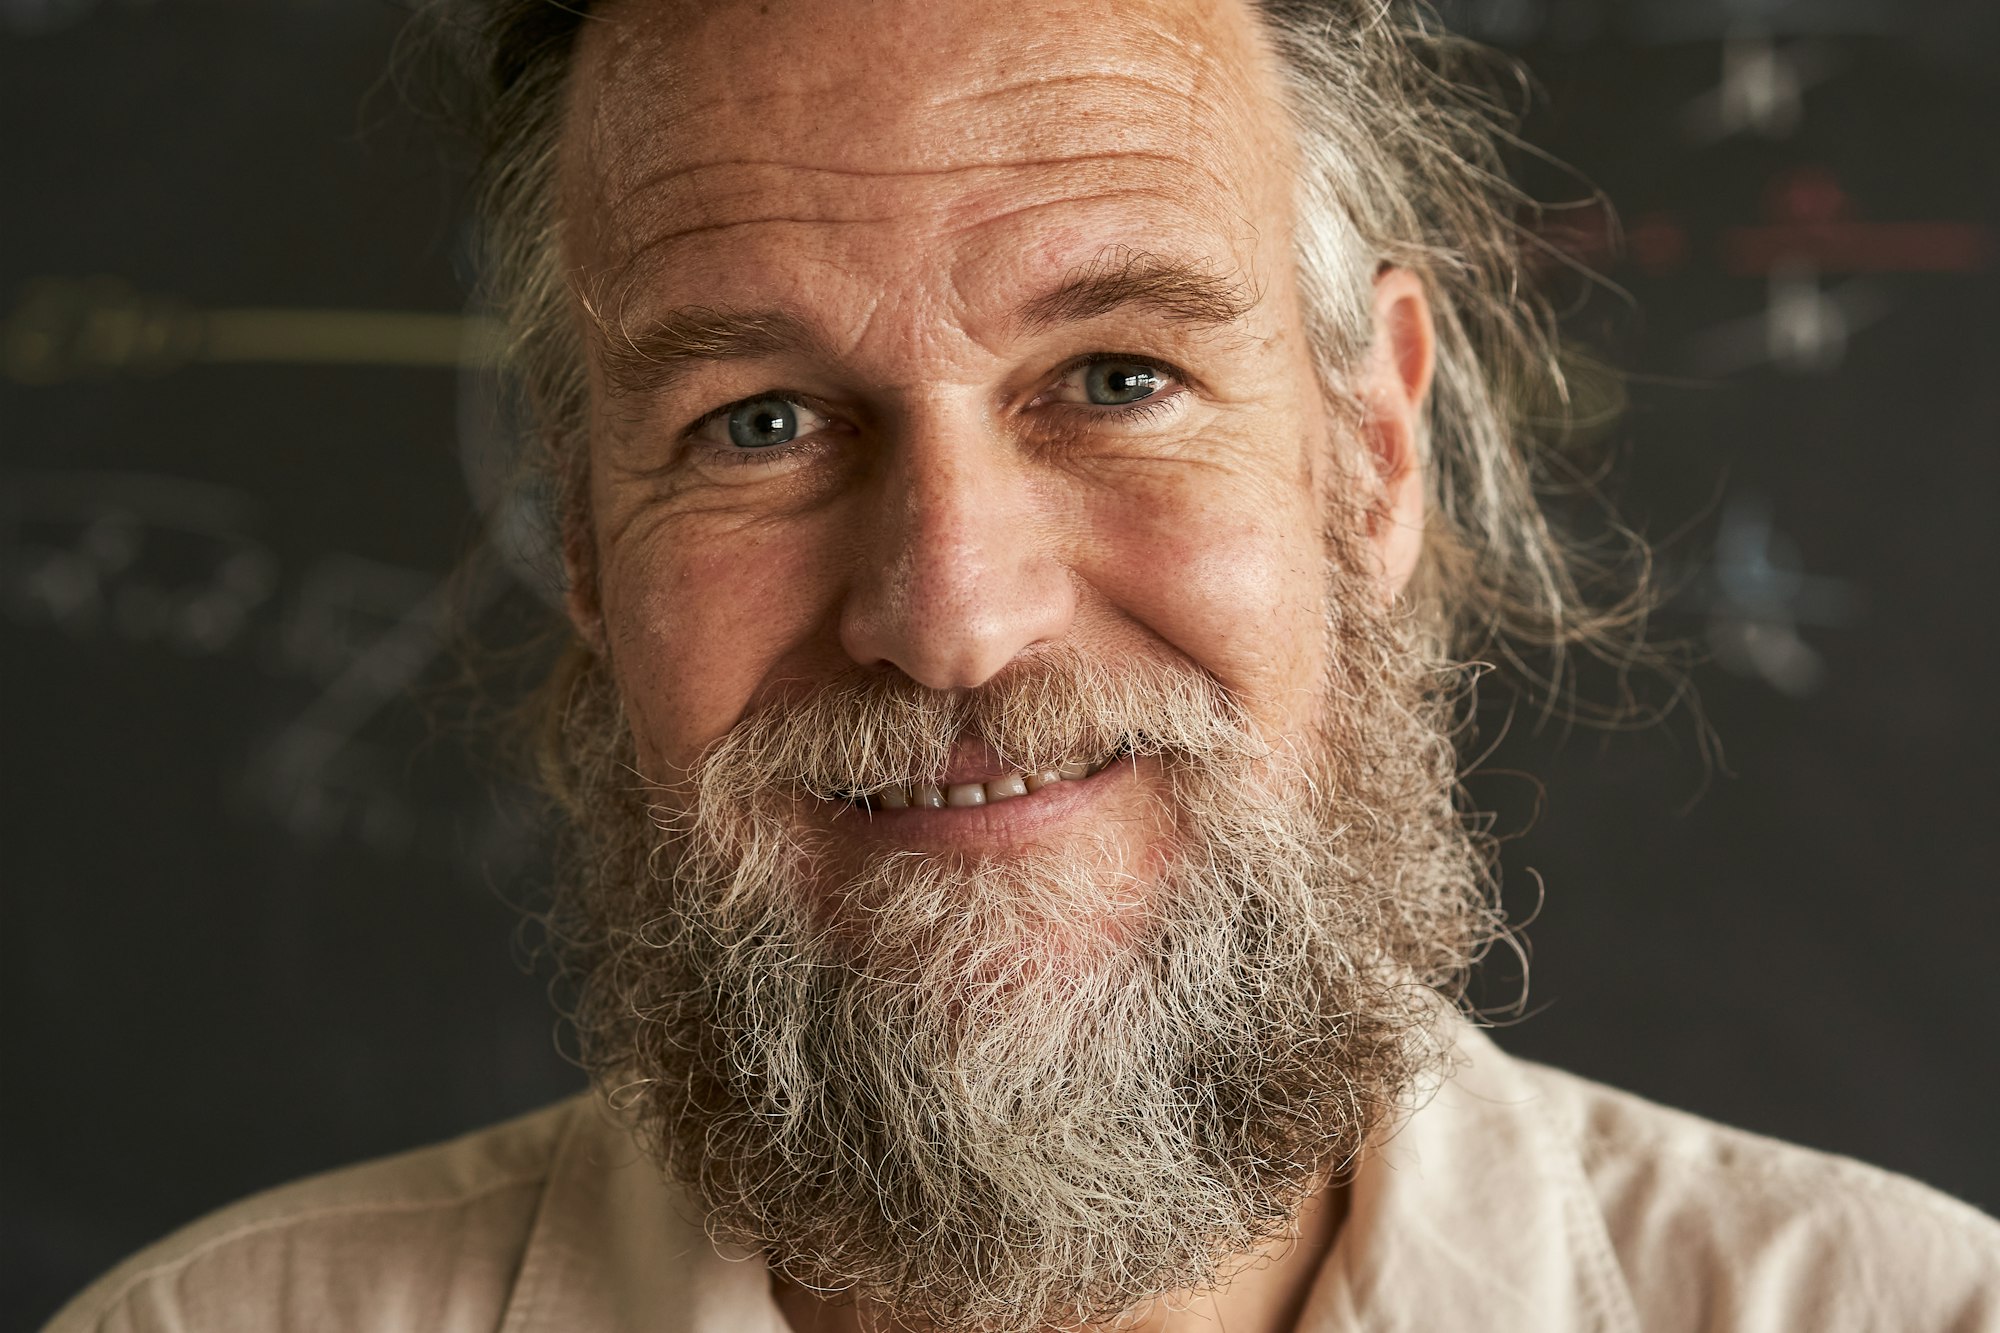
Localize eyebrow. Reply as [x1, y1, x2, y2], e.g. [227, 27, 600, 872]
[1018, 250, 1258, 334]
[591, 305, 829, 401]
[588, 250, 1257, 401]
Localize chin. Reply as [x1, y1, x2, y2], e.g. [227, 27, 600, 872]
[805, 831, 1171, 988]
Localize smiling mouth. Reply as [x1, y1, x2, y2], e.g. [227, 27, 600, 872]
[836, 746, 1128, 813]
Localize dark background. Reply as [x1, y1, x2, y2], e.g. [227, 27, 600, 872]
[5, 0, 1997, 1325]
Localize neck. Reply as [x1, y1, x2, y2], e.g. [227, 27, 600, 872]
[770, 1181, 1348, 1333]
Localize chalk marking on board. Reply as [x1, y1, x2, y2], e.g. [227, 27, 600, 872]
[3, 276, 504, 383]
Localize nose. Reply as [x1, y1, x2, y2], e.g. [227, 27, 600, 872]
[838, 419, 1075, 690]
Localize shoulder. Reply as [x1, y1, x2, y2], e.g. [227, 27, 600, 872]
[43, 1097, 587, 1333]
[1520, 1059, 2000, 1332]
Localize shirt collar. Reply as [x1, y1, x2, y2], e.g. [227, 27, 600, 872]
[1302, 1022, 1642, 1333]
[503, 1024, 1639, 1333]
[500, 1100, 785, 1333]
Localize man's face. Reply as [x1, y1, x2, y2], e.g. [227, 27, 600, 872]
[563, 0, 1387, 867]
[549, 1, 1468, 1327]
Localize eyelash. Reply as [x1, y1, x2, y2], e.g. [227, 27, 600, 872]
[683, 391, 840, 469]
[681, 354, 1190, 468]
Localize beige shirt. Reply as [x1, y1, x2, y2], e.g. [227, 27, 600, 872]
[45, 1025, 2000, 1332]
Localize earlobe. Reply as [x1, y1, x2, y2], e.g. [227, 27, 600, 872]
[1356, 267, 1435, 599]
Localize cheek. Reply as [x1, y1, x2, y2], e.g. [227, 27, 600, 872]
[596, 515, 834, 773]
[1080, 467, 1328, 733]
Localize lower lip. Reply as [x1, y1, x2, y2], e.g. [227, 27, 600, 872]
[822, 760, 1134, 847]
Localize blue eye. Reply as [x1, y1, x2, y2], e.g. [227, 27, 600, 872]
[1082, 361, 1165, 406]
[727, 397, 801, 448]
[692, 394, 834, 460]
[1041, 358, 1186, 424]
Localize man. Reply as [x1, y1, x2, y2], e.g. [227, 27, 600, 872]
[46, 0, 1998, 1330]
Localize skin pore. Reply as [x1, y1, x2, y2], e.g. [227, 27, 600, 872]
[556, 0, 1436, 1328]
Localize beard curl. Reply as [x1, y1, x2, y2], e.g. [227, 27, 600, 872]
[539, 573, 1498, 1333]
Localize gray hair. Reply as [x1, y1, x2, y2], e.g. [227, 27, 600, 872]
[410, 0, 1643, 676]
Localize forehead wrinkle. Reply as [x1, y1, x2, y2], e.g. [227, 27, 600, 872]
[607, 148, 1211, 200]
[615, 210, 919, 254]
[586, 10, 1234, 148]
[674, 63, 1213, 128]
[594, 157, 1245, 296]
[934, 186, 1232, 246]
[590, 156, 1164, 258]
[565, 4, 1296, 279]
[580, 68, 1249, 219]
[570, 21, 1263, 199]
[917, 67, 1212, 125]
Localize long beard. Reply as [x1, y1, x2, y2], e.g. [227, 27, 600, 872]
[542, 569, 1494, 1332]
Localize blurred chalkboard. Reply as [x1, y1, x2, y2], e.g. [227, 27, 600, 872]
[5, 1, 1997, 1326]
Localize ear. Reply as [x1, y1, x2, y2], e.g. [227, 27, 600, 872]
[561, 493, 607, 656]
[1353, 267, 1434, 599]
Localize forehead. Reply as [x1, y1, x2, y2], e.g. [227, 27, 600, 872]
[559, 0, 1298, 329]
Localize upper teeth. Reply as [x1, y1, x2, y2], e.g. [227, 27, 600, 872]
[864, 754, 1117, 810]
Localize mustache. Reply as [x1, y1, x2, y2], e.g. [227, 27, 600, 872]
[680, 644, 1267, 802]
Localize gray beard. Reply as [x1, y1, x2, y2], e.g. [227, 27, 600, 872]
[541, 583, 1492, 1332]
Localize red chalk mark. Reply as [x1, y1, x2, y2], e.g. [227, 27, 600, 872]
[1765, 166, 1853, 226]
[1524, 165, 1993, 280]
[1721, 221, 1995, 275]
[1729, 165, 1995, 275]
